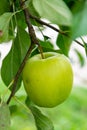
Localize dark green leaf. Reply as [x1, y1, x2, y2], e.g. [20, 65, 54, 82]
[0, 102, 10, 130]
[0, 0, 10, 15]
[0, 13, 13, 43]
[56, 34, 72, 56]
[30, 106, 54, 130]
[16, 11, 27, 29]
[74, 49, 85, 67]
[72, 1, 87, 39]
[39, 40, 53, 49]
[1, 27, 31, 90]
[33, 0, 72, 26]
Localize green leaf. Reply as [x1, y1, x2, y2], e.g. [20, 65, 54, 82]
[39, 40, 53, 49]
[56, 34, 72, 56]
[33, 0, 72, 26]
[72, 1, 87, 39]
[16, 11, 27, 29]
[0, 0, 10, 15]
[0, 102, 10, 130]
[1, 27, 31, 90]
[0, 13, 13, 43]
[74, 49, 85, 67]
[30, 106, 54, 130]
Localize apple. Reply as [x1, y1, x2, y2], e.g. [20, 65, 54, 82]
[22, 52, 73, 108]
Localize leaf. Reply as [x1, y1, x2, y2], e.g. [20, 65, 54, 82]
[16, 11, 27, 29]
[56, 34, 72, 56]
[72, 1, 87, 39]
[30, 106, 54, 130]
[33, 0, 72, 26]
[0, 102, 10, 130]
[39, 40, 53, 49]
[0, 13, 13, 43]
[1, 27, 31, 90]
[74, 49, 85, 67]
[0, 0, 10, 15]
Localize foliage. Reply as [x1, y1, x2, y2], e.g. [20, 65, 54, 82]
[0, 0, 87, 129]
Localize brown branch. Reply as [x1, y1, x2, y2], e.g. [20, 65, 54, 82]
[7, 0, 45, 104]
[21, 1, 44, 59]
[7, 44, 34, 104]
[29, 14, 84, 48]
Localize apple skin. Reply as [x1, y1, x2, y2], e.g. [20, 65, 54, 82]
[22, 52, 73, 108]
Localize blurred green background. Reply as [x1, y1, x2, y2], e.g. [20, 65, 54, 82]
[0, 77, 87, 130]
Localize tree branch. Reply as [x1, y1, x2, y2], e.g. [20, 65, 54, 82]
[29, 14, 84, 48]
[7, 0, 45, 104]
[20, 1, 44, 59]
[7, 44, 34, 104]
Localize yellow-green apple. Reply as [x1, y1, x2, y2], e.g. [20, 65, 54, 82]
[22, 52, 73, 108]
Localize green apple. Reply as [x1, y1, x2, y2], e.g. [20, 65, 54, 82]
[22, 52, 73, 108]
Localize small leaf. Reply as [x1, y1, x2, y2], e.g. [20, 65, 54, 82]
[39, 40, 53, 49]
[0, 102, 10, 130]
[0, 13, 13, 43]
[1, 27, 31, 90]
[30, 106, 54, 130]
[33, 0, 72, 26]
[74, 49, 85, 67]
[56, 33, 72, 56]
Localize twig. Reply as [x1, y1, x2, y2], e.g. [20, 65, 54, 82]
[29, 14, 84, 48]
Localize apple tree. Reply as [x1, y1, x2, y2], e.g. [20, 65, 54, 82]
[0, 0, 87, 130]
